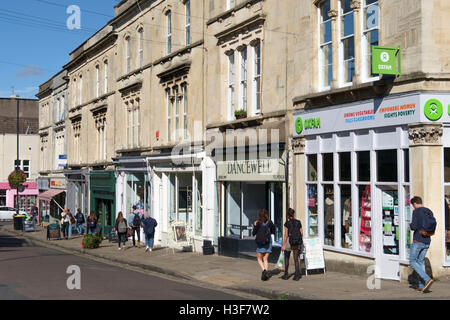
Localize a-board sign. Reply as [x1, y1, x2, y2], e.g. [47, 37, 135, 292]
[24, 220, 35, 232]
[304, 237, 325, 272]
[47, 223, 61, 240]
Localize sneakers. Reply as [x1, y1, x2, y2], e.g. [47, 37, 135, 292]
[118, 247, 122, 250]
[423, 279, 434, 293]
[145, 247, 149, 252]
[149, 248, 152, 252]
[293, 274, 302, 281]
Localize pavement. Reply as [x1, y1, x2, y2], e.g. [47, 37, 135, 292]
[2, 222, 450, 300]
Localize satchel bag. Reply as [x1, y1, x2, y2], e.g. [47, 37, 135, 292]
[126, 227, 133, 238]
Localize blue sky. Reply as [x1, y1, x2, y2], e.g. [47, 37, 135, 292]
[0, 1, 121, 99]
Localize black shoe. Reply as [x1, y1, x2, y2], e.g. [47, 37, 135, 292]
[281, 273, 289, 280]
[293, 274, 301, 281]
[261, 270, 269, 281]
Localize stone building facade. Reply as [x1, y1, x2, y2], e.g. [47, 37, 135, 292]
[37, 0, 450, 278]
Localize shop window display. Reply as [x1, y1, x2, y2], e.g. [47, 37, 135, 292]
[307, 184, 318, 237]
[340, 185, 352, 248]
[404, 187, 411, 259]
[381, 187, 399, 255]
[308, 154, 318, 181]
[445, 148, 450, 259]
[359, 185, 371, 253]
[0, 190, 5, 206]
[323, 185, 334, 246]
[126, 173, 147, 217]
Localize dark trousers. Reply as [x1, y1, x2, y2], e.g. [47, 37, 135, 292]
[61, 222, 70, 239]
[132, 227, 141, 246]
[284, 249, 301, 276]
[118, 233, 127, 247]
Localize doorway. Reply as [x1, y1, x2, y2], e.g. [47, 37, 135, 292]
[375, 185, 400, 281]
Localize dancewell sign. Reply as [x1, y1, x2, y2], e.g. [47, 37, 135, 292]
[293, 93, 450, 137]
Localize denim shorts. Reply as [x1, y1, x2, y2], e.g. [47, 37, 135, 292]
[256, 239, 272, 253]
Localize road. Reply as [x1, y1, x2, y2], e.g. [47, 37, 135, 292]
[0, 228, 245, 300]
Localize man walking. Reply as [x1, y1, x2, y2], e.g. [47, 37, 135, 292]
[128, 206, 142, 248]
[409, 196, 436, 293]
[75, 208, 85, 235]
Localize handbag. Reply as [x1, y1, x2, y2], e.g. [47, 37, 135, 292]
[126, 227, 133, 238]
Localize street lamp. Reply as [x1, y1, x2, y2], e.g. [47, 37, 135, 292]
[10, 94, 20, 217]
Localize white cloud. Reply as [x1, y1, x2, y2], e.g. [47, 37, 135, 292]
[16, 65, 44, 78]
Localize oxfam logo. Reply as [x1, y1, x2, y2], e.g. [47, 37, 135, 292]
[380, 52, 390, 63]
[424, 99, 443, 121]
[295, 117, 303, 134]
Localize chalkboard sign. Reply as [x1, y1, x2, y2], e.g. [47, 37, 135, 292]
[304, 237, 326, 275]
[24, 220, 35, 232]
[47, 223, 61, 240]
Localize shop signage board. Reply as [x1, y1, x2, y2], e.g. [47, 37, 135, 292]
[47, 223, 61, 240]
[372, 46, 401, 76]
[293, 93, 450, 137]
[303, 237, 325, 275]
[216, 158, 285, 181]
[58, 155, 67, 168]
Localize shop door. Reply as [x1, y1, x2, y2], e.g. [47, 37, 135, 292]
[97, 198, 114, 236]
[242, 183, 266, 238]
[375, 186, 400, 281]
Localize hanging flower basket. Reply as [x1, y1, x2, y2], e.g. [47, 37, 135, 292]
[8, 170, 27, 190]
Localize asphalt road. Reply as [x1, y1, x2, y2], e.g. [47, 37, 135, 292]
[0, 229, 244, 300]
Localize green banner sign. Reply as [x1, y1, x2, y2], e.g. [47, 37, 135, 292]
[372, 46, 401, 76]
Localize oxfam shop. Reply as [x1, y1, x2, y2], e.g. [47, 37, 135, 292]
[293, 92, 450, 280]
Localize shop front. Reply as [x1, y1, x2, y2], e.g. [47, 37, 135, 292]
[216, 145, 286, 260]
[65, 169, 89, 219]
[114, 156, 150, 243]
[292, 91, 450, 279]
[89, 171, 115, 236]
[0, 182, 39, 214]
[37, 177, 66, 224]
[147, 151, 215, 252]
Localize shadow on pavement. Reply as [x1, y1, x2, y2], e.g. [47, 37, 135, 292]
[0, 235, 29, 248]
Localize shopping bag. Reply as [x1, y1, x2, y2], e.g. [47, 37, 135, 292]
[276, 251, 284, 269]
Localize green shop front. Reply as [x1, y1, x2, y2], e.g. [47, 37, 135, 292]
[90, 171, 116, 236]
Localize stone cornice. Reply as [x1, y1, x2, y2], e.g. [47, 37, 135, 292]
[153, 40, 203, 66]
[207, 0, 264, 26]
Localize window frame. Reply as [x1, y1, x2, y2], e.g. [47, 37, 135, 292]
[252, 41, 262, 115]
[138, 28, 144, 68]
[318, 0, 333, 91]
[185, 0, 191, 46]
[125, 36, 131, 74]
[239, 47, 248, 112]
[361, 0, 380, 83]
[228, 51, 236, 121]
[167, 11, 172, 55]
[339, 0, 355, 86]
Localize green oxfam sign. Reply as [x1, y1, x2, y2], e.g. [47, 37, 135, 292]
[372, 46, 401, 76]
[424, 98, 444, 121]
[295, 117, 303, 134]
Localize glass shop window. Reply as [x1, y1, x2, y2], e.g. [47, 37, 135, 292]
[357, 151, 370, 182]
[308, 154, 318, 181]
[340, 184, 352, 249]
[339, 152, 351, 181]
[323, 153, 334, 181]
[358, 184, 372, 253]
[307, 184, 319, 237]
[377, 149, 397, 182]
[323, 184, 335, 246]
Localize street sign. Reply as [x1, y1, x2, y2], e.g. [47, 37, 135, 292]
[372, 46, 401, 76]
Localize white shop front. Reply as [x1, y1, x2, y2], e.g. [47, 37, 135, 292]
[293, 92, 450, 280]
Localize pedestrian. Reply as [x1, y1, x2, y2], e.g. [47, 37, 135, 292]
[75, 208, 85, 235]
[281, 208, 303, 281]
[252, 209, 276, 281]
[67, 209, 75, 238]
[60, 208, 70, 240]
[409, 196, 437, 293]
[115, 211, 128, 250]
[31, 205, 38, 224]
[87, 211, 97, 235]
[128, 205, 143, 248]
[141, 213, 158, 252]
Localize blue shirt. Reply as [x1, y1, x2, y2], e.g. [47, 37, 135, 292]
[410, 207, 432, 245]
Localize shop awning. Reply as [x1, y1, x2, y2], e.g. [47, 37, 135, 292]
[38, 189, 65, 201]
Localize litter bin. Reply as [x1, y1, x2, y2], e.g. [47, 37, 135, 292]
[13, 214, 26, 230]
